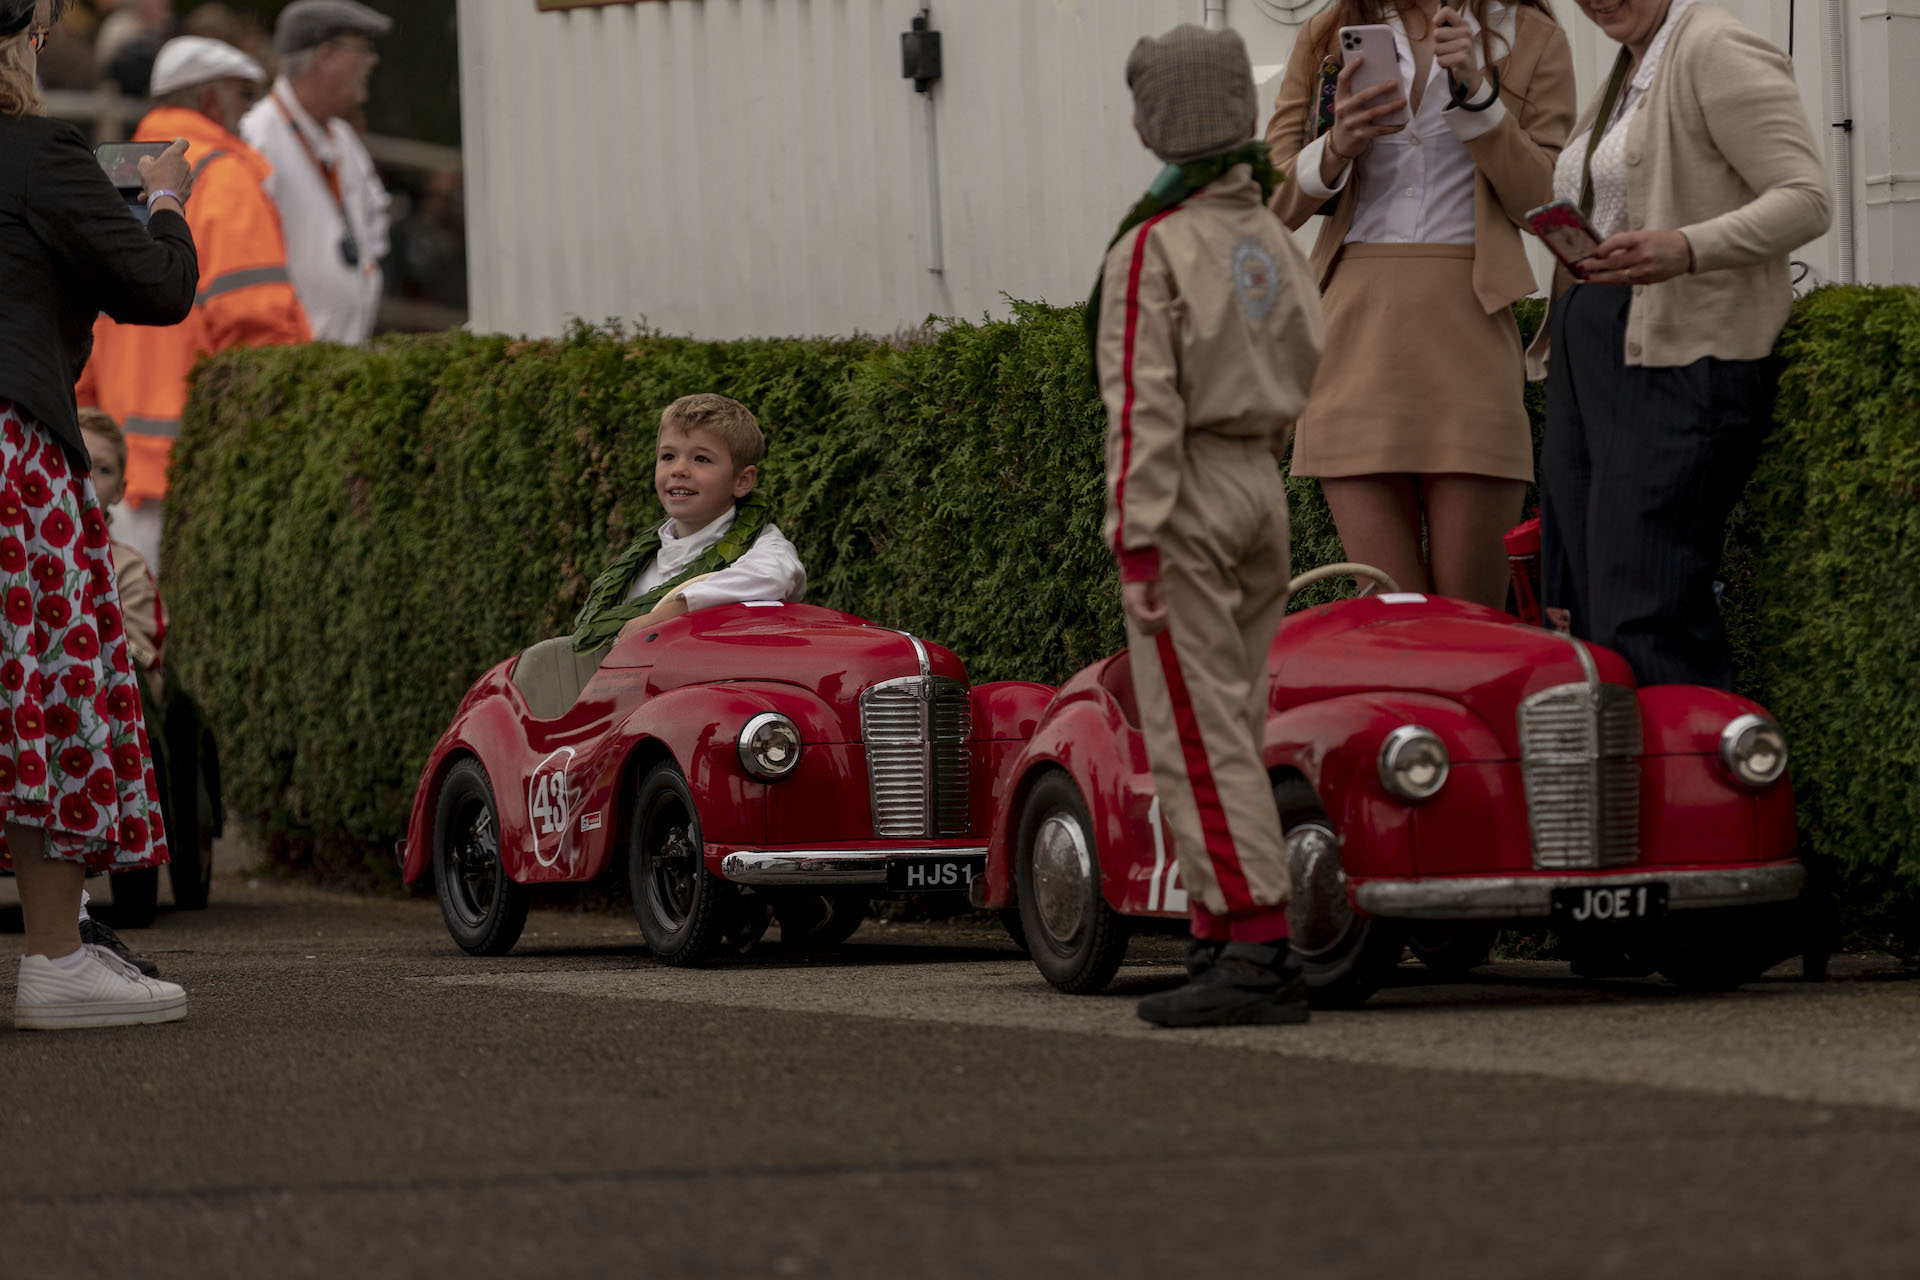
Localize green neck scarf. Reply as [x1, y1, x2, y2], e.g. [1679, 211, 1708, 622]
[570, 494, 773, 653]
[1084, 143, 1285, 378]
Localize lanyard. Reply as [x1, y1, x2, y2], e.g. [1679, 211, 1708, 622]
[1579, 48, 1634, 218]
[274, 91, 346, 211]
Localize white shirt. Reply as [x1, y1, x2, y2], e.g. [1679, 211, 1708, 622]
[240, 78, 391, 344]
[1295, 2, 1517, 245]
[1553, 0, 1699, 239]
[624, 507, 808, 612]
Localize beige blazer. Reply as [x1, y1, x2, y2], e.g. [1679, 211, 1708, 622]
[1527, 4, 1829, 375]
[1264, 2, 1577, 315]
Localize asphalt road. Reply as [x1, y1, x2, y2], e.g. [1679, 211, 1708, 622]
[3, 861, 1917, 1280]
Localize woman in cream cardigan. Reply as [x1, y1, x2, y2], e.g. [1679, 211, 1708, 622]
[1537, 0, 1828, 689]
[1265, 0, 1574, 606]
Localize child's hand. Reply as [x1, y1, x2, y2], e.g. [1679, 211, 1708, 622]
[1122, 580, 1169, 635]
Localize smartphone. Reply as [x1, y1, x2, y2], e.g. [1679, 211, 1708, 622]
[1337, 25, 1408, 130]
[95, 141, 172, 194]
[1525, 200, 1604, 270]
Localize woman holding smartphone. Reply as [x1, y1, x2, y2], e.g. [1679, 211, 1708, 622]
[1264, 0, 1575, 606]
[1534, 0, 1828, 689]
[0, 0, 197, 1028]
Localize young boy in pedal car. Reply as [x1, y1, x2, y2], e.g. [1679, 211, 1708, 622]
[514, 395, 805, 713]
[1093, 25, 1325, 1027]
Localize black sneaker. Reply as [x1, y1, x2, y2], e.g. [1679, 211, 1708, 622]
[1138, 941, 1308, 1027]
[79, 916, 159, 978]
[1184, 938, 1224, 977]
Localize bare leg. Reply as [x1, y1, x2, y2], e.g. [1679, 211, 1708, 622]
[1424, 474, 1528, 608]
[1319, 475, 1431, 595]
[10, 823, 84, 959]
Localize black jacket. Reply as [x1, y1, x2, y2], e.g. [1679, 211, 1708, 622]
[0, 114, 198, 471]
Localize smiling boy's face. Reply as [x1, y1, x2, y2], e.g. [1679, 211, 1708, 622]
[655, 423, 757, 537]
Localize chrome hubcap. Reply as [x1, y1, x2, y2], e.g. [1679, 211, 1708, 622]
[1031, 811, 1093, 944]
[1285, 820, 1354, 957]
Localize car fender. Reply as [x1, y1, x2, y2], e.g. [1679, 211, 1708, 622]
[1264, 692, 1507, 881]
[1637, 685, 1797, 865]
[969, 681, 1056, 838]
[401, 660, 523, 887]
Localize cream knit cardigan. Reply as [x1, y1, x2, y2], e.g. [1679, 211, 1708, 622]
[1528, 3, 1829, 376]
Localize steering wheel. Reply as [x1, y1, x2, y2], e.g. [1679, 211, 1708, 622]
[1286, 562, 1401, 599]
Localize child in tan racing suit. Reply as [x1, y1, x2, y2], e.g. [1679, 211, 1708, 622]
[1094, 25, 1325, 1027]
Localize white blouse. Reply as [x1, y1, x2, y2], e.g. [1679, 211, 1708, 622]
[1552, 0, 1699, 239]
[626, 507, 808, 610]
[1294, 2, 1518, 245]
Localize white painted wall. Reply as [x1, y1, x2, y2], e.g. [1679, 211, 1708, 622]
[458, 0, 1914, 341]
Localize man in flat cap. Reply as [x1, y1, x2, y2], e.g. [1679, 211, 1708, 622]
[78, 34, 312, 569]
[240, 0, 392, 343]
[1088, 24, 1324, 1028]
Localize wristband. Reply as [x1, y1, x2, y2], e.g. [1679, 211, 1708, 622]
[1325, 136, 1353, 163]
[146, 189, 185, 208]
[1450, 70, 1501, 112]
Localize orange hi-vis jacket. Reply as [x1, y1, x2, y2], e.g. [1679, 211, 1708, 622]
[76, 107, 310, 505]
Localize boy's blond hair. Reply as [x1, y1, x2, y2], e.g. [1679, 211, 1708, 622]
[78, 407, 128, 470]
[660, 394, 765, 471]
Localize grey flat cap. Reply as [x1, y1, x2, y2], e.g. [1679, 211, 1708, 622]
[276, 0, 393, 55]
[1126, 24, 1257, 165]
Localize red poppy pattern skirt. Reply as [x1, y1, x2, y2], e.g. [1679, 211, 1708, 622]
[0, 402, 167, 873]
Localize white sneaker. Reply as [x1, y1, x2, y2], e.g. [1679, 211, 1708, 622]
[14, 945, 188, 1030]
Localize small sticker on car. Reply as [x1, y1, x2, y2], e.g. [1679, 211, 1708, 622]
[579, 813, 603, 833]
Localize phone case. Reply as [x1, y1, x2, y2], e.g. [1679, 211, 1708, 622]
[1337, 25, 1407, 129]
[1525, 201, 1603, 269]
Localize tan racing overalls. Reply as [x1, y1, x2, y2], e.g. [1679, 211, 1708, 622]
[1096, 164, 1325, 942]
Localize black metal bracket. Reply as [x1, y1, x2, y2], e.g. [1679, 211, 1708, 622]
[901, 14, 942, 94]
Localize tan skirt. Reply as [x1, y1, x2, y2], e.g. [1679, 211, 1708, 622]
[1291, 244, 1532, 482]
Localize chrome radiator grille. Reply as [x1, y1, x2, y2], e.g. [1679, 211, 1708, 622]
[860, 676, 971, 838]
[1518, 682, 1642, 869]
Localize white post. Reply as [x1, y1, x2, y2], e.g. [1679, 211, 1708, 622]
[1204, 0, 1228, 28]
[922, 89, 944, 275]
[1824, 0, 1855, 282]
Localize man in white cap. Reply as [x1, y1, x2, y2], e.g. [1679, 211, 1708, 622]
[77, 34, 313, 570]
[240, 0, 393, 344]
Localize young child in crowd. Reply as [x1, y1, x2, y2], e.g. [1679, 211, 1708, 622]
[1095, 25, 1325, 1027]
[514, 394, 806, 714]
[74, 409, 165, 977]
[569, 393, 806, 652]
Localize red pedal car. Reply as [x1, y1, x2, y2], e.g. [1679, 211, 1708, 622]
[399, 603, 1052, 964]
[976, 557, 1806, 1005]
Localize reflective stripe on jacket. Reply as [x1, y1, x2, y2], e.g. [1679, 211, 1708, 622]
[76, 107, 311, 503]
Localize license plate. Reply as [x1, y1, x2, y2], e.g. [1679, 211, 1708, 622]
[886, 856, 984, 892]
[1550, 882, 1669, 924]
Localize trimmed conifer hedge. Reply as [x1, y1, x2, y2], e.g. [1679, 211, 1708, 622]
[167, 289, 1916, 941]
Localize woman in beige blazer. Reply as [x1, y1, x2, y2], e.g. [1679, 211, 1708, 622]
[1266, 0, 1574, 606]
[1536, 0, 1828, 689]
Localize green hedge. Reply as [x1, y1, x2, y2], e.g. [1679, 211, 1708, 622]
[168, 289, 1917, 940]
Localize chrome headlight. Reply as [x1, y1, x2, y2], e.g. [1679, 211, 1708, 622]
[738, 712, 802, 781]
[1720, 714, 1787, 789]
[1378, 725, 1449, 801]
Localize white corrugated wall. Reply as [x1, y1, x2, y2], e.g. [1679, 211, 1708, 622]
[459, 0, 1867, 341]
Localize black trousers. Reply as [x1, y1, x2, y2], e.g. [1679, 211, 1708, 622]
[1539, 284, 1776, 690]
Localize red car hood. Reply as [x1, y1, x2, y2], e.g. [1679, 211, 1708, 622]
[1271, 595, 1637, 758]
[604, 602, 967, 727]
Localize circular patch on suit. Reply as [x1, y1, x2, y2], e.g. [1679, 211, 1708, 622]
[1231, 237, 1282, 327]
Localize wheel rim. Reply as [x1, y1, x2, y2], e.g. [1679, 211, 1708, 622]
[1031, 811, 1093, 946]
[1285, 820, 1356, 959]
[444, 795, 501, 928]
[643, 791, 699, 931]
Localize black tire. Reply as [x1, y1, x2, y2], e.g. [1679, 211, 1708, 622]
[1407, 923, 1499, 977]
[1275, 777, 1404, 1009]
[1016, 771, 1129, 994]
[630, 759, 733, 966]
[998, 909, 1030, 955]
[1656, 904, 1794, 991]
[433, 758, 530, 956]
[772, 891, 868, 950]
[108, 866, 159, 928]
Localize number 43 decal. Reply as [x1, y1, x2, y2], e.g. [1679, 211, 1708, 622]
[527, 748, 576, 867]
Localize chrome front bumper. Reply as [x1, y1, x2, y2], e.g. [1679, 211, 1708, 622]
[721, 847, 988, 886]
[1354, 864, 1805, 921]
